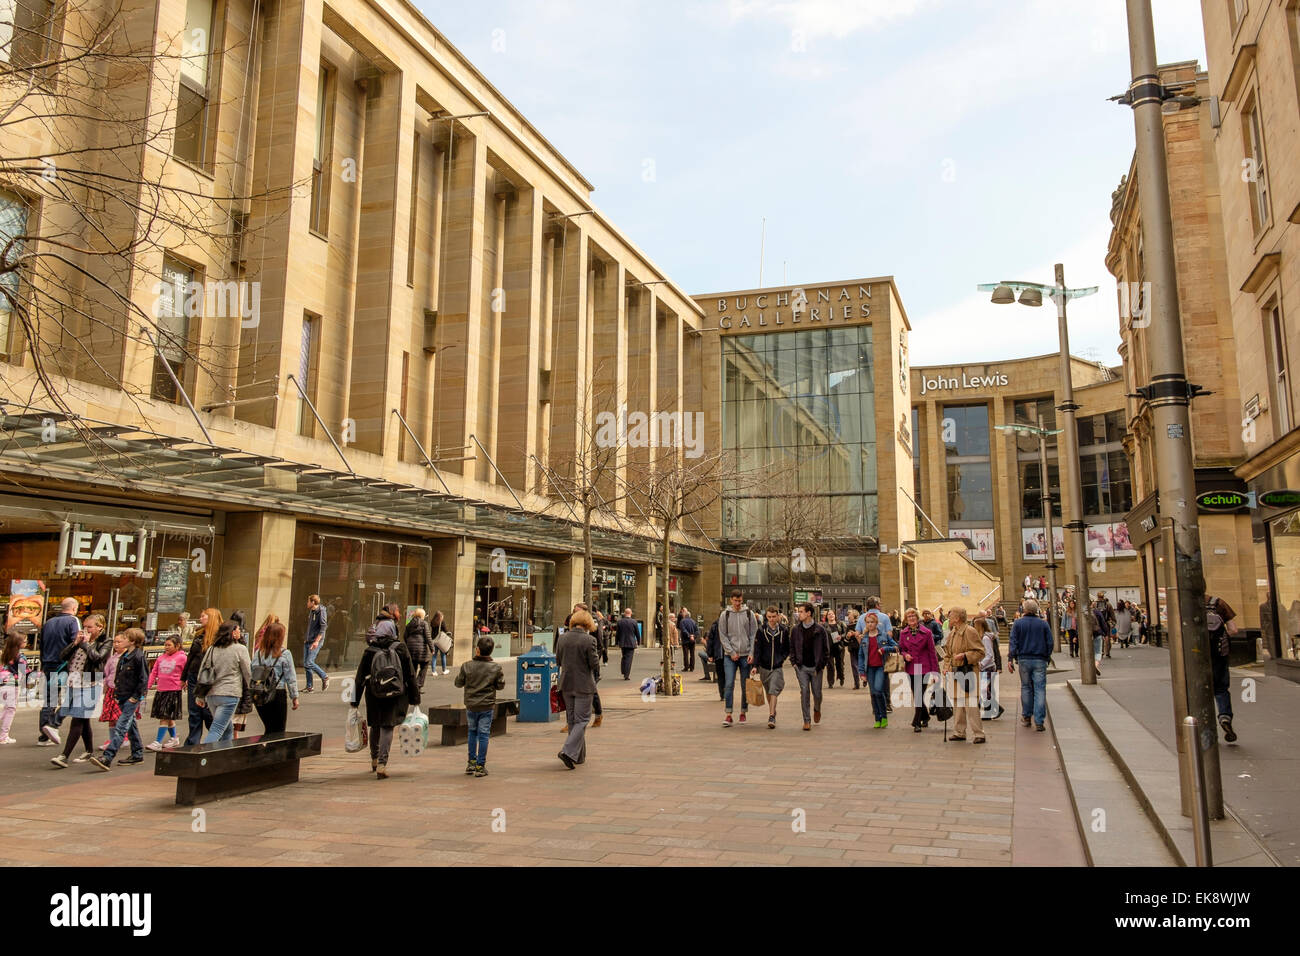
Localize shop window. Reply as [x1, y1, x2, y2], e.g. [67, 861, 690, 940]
[310, 63, 335, 234]
[174, 0, 215, 167]
[297, 311, 319, 436]
[1269, 510, 1300, 661]
[1265, 300, 1290, 436]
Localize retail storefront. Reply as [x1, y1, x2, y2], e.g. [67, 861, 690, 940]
[1247, 455, 1300, 677]
[0, 493, 221, 646]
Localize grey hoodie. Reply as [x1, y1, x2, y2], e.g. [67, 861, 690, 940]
[716, 606, 757, 658]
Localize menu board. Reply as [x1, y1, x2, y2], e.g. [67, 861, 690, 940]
[154, 558, 189, 614]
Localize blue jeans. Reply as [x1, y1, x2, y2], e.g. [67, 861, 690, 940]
[722, 656, 751, 712]
[1212, 652, 1232, 718]
[1018, 657, 1048, 726]
[202, 695, 239, 744]
[434, 648, 448, 671]
[304, 642, 328, 689]
[184, 682, 212, 746]
[103, 694, 143, 763]
[867, 665, 888, 721]
[466, 709, 492, 765]
[39, 669, 65, 736]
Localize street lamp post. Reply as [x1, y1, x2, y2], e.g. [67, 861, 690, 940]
[995, 418, 1065, 650]
[978, 268, 1098, 682]
[1113, 0, 1222, 819]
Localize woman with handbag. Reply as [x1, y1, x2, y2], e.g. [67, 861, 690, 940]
[251, 620, 299, 734]
[430, 610, 452, 676]
[196, 621, 252, 745]
[898, 608, 939, 733]
[942, 607, 986, 744]
[180, 608, 222, 745]
[860, 612, 897, 728]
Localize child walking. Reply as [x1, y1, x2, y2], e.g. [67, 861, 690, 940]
[453, 636, 504, 777]
[145, 636, 187, 751]
[96, 629, 148, 770]
[1, 630, 28, 744]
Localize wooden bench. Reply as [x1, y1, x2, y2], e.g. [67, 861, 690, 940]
[153, 731, 323, 806]
[426, 699, 520, 746]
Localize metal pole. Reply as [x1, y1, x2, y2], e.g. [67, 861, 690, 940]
[1181, 716, 1214, 866]
[1125, 0, 1222, 818]
[1038, 416, 1061, 651]
[1053, 264, 1095, 682]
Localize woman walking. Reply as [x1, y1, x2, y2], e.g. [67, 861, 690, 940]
[1116, 601, 1133, 650]
[943, 607, 986, 744]
[351, 609, 419, 778]
[181, 608, 221, 745]
[753, 606, 790, 729]
[1063, 598, 1078, 658]
[403, 608, 433, 689]
[429, 610, 451, 676]
[195, 622, 252, 745]
[555, 609, 600, 769]
[251, 620, 298, 734]
[49, 615, 110, 767]
[898, 607, 939, 733]
[0, 630, 29, 745]
[860, 611, 897, 728]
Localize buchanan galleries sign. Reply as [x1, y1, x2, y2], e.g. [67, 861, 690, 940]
[714, 283, 874, 330]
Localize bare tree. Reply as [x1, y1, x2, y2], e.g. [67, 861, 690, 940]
[1, 0, 295, 469]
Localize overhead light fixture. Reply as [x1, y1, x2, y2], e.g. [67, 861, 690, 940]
[990, 285, 1015, 305]
[1018, 288, 1043, 307]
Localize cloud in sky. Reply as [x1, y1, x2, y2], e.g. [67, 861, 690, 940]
[724, 0, 939, 40]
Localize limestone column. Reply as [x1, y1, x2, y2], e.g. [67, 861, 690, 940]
[634, 563, 657, 645]
[217, 513, 297, 629]
[430, 538, 477, 665]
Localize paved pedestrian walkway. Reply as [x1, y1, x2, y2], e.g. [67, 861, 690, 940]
[1061, 641, 1298, 866]
[0, 650, 1083, 866]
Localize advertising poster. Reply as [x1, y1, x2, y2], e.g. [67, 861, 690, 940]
[1111, 521, 1136, 556]
[950, 528, 995, 561]
[8, 579, 47, 634]
[1086, 523, 1114, 557]
[1021, 527, 1065, 560]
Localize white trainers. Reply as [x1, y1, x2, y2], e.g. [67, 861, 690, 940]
[0, 736, 14, 745]
[41, 725, 61, 745]
[145, 740, 163, 751]
[442, 669, 450, 675]
[163, 736, 180, 748]
[74, 752, 91, 762]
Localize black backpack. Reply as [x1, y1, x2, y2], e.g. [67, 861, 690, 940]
[249, 653, 281, 706]
[369, 642, 405, 698]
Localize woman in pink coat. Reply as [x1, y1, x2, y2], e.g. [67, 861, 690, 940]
[897, 608, 939, 732]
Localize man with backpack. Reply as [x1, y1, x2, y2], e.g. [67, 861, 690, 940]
[1207, 596, 1239, 743]
[351, 609, 419, 779]
[716, 590, 757, 727]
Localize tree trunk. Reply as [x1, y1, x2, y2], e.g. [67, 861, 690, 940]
[661, 520, 674, 691]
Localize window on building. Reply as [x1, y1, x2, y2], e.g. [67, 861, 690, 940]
[941, 403, 993, 523]
[297, 312, 318, 436]
[174, 0, 215, 166]
[310, 63, 335, 234]
[1076, 411, 1132, 518]
[0, 0, 55, 69]
[1228, 0, 1247, 33]
[153, 256, 195, 403]
[1266, 300, 1290, 435]
[1242, 94, 1270, 232]
[0, 187, 28, 359]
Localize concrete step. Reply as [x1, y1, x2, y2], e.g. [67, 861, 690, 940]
[1065, 680, 1276, 867]
[1046, 682, 1178, 866]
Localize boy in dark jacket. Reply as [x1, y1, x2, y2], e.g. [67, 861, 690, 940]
[704, 618, 724, 700]
[454, 636, 505, 777]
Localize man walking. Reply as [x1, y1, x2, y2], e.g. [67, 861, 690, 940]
[1008, 598, 1052, 732]
[1207, 596, 1239, 743]
[678, 608, 698, 672]
[789, 602, 828, 731]
[615, 608, 639, 680]
[754, 606, 790, 729]
[716, 590, 756, 727]
[38, 597, 81, 744]
[856, 596, 892, 641]
[302, 594, 329, 693]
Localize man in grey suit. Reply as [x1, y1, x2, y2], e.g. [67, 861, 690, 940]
[556, 610, 601, 770]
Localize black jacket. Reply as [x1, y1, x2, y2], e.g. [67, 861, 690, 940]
[352, 633, 420, 728]
[753, 624, 790, 670]
[705, 621, 722, 660]
[403, 617, 433, 663]
[615, 616, 640, 649]
[59, 635, 110, 673]
[790, 622, 828, 670]
[114, 648, 149, 700]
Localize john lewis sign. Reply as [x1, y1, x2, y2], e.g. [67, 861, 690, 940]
[918, 370, 1010, 396]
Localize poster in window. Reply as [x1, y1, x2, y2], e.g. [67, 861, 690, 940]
[949, 528, 995, 561]
[7, 579, 47, 634]
[1111, 521, 1135, 556]
[1086, 523, 1114, 557]
[1021, 528, 1064, 560]
[154, 557, 190, 614]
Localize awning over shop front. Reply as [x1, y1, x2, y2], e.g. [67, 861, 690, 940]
[0, 408, 722, 569]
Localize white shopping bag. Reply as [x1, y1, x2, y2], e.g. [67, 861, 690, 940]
[345, 705, 368, 753]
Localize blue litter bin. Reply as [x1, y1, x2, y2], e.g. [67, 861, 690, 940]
[517, 644, 558, 722]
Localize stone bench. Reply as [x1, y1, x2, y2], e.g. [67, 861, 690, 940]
[153, 731, 322, 806]
[426, 699, 519, 746]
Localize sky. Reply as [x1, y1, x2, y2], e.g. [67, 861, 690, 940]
[417, 0, 1209, 367]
